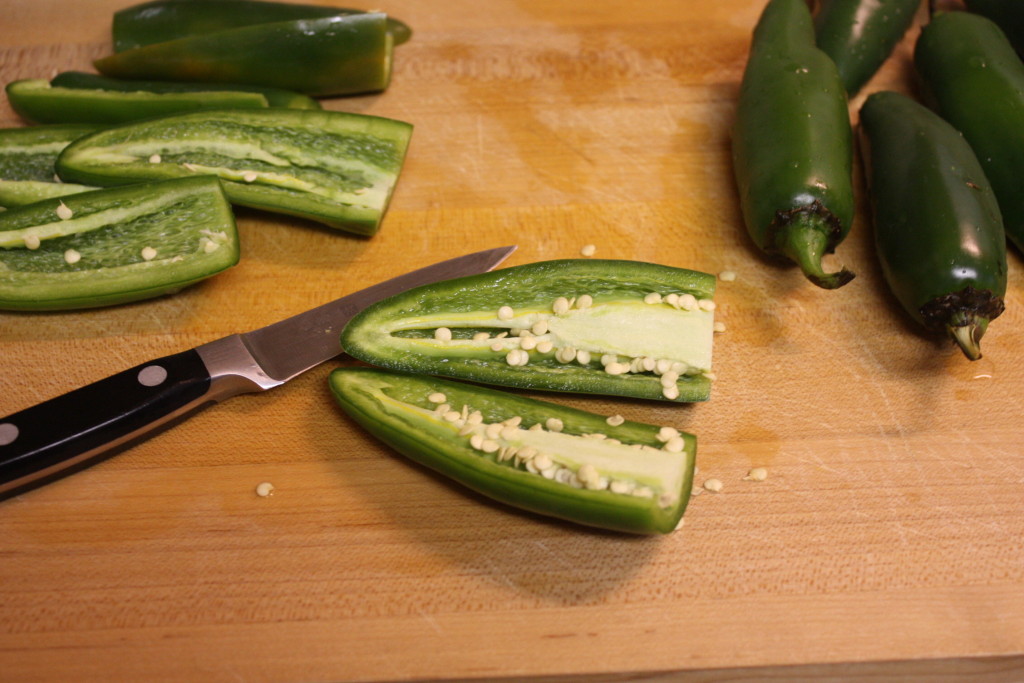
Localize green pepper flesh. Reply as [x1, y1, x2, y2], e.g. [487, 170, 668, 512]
[329, 368, 695, 535]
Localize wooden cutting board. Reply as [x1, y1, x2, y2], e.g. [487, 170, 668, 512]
[3, 1, 1024, 680]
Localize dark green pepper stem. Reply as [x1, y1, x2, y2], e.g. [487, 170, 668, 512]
[732, 0, 856, 289]
[812, 0, 922, 96]
[914, 10, 1024, 253]
[859, 91, 1007, 360]
[963, 0, 1024, 57]
[112, 0, 412, 51]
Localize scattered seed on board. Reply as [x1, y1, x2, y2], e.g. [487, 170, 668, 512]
[703, 478, 723, 493]
[744, 467, 768, 482]
[714, 321, 727, 333]
[719, 270, 737, 282]
[434, 327, 453, 341]
[56, 202, 73, 220]
[63, 249, 81, 265]
[580, 244, 596, 257]
[255, 482, 275, 497]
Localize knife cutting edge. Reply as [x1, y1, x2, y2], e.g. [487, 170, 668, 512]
[0, 246, 517, 501]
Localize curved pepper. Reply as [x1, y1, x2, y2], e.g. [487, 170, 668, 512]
[813, 0, 921, 95]
[0, 175, 239, 310]
[7, 72, 319, 125]
[963, 0, 1024, 57]
[329, 367, 696, 534]
[915, 10, 1024, 252]
[859, 90, 1007, 360]
[112, 0, 412, 51]
[95, 13, 392, 97]
[341, 259, 716, 402]
[0, 124, 98, 209]
[732, 0, 856, 289]
[56, 108, 413, 236]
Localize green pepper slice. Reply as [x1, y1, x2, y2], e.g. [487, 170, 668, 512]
[329, 368, 696, 535]
[341, 260, 716, 402]
[915, 11, 1024, 252]
[112, 0, 412, 51]
[0, 124, 98, 209]
[859, 91, 1007, 360]
[964, 0, 1024, 58]
[732, 0, 856, 289]
[95, 13, 392, 97]
[55, 108, 413, 235]
[813, 0, 921, 96]
[7, 73, 319, 126]
[0, 175, 239, 310]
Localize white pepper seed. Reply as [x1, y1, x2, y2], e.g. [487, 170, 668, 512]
[427, 392, 447, 404]
[604, 362, 629, 375]
[555, 347, 577, 363]
[580, 244, 597, 257]
[609, 480, 632, 494]
[255, 482, 275, 497]
[678, 294, 698, 311]
[148, 153, 161, 163]
[536, 341, 554, 354]
[703, 372, 718, 381]
[481, 440, 500, 453]
[23, 234, 41, 250]
[664, 436, 685, 453]
[600, 354, 617, 366]
[520, 336, 537, 351]
[470, 435, 484, 450]
[490, 342, 505, 352]
[485, 423, 503, 439]
[531, 320, 549, 335]
[662, 385, 680, 400]
[576, 350, 591, 365]
[529, 423, 543, 431]
[545, 418, 564, 432]
[714, 321, 727, 333]
[552, 297, 570, 315]
[665, 293, 680, 307]
[660, 371, 679, 388]
[534, 453, 553, 470]
[655, 359, 673, 375]
[577, 464, 599, 484]
[719, 270, 737, 282]
[744, 467, 768, 482]
[63, 249, 81, 265]
[606, 414, 625, 427]
[435, 327, 453, 341]
[473, 332, 491, 341]
[518, 446, 538, 460]
[242, 171, 258, 183]
[576, 294, 593, 309]
[657, 427, 679, 442]
[642, 357, 657, 372]
[56, 202, 73, 220]
[498, 305, 514, 320]
[500, 426, 519, 440]
[443, 411, 461, 423]
[467, 411, 484, 425]
[495, 332, 508, 339]
[699, 299, 716, 312]
[643, 292, 662, 304]
[703, 478, 723, 493]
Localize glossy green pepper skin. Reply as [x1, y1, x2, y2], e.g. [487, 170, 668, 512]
[112, 0, 412, 51]
[915, 11, 1024, 252]
[732, 0, 856, 289]
[813, 0, 921, 95]
[0, 124, 98, 208]
[859, 91, 1007, 360]
[329, 368, 696, 535]
[7, 72, 319, 125]
[0, 176, 239, 310]
[964, 0, 1024, 57]
[56, 108, 413, 235]
[95, 13, 392, 97]
[341, 260, 717, 402]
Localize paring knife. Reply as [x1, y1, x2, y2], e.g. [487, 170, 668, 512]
[0, 246, 517, 500]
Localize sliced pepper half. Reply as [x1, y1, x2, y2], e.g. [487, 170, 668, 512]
[112, 0, 412, 50]
[329, 367, 696, 534]
[340, 260, 717, 402]
[95, 13, 393, 97]
[0, 124, 99, 209]
[55, 108, 413, 235]
[0, 175, 239, 310]
[6, 72, 319, 125]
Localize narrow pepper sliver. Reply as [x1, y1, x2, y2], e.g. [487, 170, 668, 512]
[329, 368, 696, 534]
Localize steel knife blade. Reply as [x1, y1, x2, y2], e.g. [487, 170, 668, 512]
[0, 245, 517, 500]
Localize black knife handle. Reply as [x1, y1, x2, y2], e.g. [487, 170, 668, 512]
[0, 349, 214, 500]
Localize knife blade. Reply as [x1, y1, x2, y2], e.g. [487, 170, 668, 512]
[0, 245, 517, 500]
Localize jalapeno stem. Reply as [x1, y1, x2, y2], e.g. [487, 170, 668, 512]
[774, 213, 854, 289]
[948, 322, 985, 361]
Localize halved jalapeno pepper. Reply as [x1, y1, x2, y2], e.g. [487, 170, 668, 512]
[859, 91, 1007, 360]
[0, 124, 98, 209]
[55, 108, 413, 235]
[732, 0, 856, 289]
[0, 175, 239, 310]
[340, 260, 716, 402]
[6, 72, 319, 125]
[329, 367, 696, 535]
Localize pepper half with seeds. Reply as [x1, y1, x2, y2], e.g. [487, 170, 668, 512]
[55, 108, 413, 235]
[813, 0, 921, 96]
[329, 367, 696, 534]
[859, 91, 1007, 360]
[732, 0, 856, 289]
[6, 72, 319, 125]
[0, 175, 239, 310]
[111, 0, 412, 51]
[0, 124, 98, 209]
[914, 10, 1024, 252]
[340, 260, 716, 402]
[95, 13, 393, 97]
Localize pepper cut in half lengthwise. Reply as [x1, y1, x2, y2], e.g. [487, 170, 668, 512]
[55, 108, 413, 235]
[859, 91, 1007, 360]
[0, 124, 98, 209]
[732, 0, 856, 289]
[329, 368, 696, 534]
[341, 259, 716, 402]
[0, 175, 239, 310]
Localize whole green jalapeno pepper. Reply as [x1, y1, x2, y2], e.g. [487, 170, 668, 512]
[732, 0, 856, 289]
[859, 90, 1007, 360]
[329, 368, 696, 535]
[915, 10, 1024, 252]
[340, 259, 717, 402]
[112, 0, 412, 51]
[963, 0, 1024, 57]
[813, 0, 921, 95]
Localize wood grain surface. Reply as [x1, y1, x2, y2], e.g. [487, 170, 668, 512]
[3, 1, 1024, 681]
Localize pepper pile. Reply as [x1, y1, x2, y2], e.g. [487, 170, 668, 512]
[0, 0, 414, 310]
[732, 0, 1020, 360]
